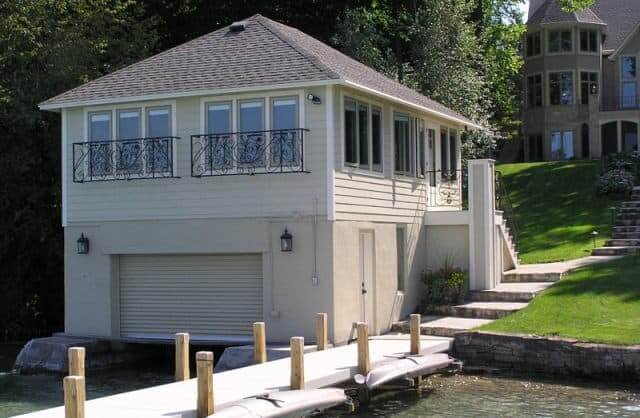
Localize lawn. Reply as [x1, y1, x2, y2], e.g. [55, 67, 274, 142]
[497, 160, 622, 264]
[480, 256, 640, 345]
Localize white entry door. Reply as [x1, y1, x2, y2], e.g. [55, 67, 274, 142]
[359, 231, 375, 327]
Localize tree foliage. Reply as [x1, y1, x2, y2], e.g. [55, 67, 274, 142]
[557, 0, 595, 12]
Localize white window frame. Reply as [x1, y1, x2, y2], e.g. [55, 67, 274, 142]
[393, 112, 414, 177]
[341, 94, 384, 174]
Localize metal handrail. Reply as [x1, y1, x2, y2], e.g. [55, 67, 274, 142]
[495, 171, 519, 251]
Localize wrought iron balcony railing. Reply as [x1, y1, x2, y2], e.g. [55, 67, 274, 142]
[73, 136, 178, 183]
[191, 129, 309, 177]
[426, 169, 466, 208]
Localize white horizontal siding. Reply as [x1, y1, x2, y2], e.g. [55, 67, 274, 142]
[65, 88, 328, 223]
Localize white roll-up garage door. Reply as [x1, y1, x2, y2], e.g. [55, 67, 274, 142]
[119, 254, 263, 340]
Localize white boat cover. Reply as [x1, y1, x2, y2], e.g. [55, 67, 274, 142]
[213, 388, 349, 418]
[357, 353, 453, 390]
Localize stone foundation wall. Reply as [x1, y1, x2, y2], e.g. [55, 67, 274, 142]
[454, 331, 640, 379]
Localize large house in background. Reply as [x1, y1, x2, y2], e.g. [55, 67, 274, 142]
[40, 15, 513, 346]
[523, 0, 640, 161]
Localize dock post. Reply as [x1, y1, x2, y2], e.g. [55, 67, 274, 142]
[253, 322, 267, 364]
[196, 351, 214, 418]
[316, 313, 328, 351]
[356, 322, 371, 375]
[175, 333, 190, 381]
[68, 347, 85, 377]
[290, 336, 304, 390]
[63, 375, 85, 418]
[410, 314, 421, 355]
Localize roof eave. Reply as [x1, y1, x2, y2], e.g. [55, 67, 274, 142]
[608, 21, 640, 61]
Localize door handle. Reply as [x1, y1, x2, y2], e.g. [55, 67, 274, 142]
[361, 289, 367, 295]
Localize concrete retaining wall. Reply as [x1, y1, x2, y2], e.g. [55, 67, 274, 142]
[454, 331, 640, 379]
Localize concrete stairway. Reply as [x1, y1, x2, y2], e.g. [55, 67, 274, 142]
[592, 186, 640, 256]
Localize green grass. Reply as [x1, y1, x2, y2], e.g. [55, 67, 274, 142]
[480, 256, 640, 345]
[497, 160, 622, 264]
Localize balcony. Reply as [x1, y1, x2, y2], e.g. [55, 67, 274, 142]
[601, 95, 640, 112]
[73, 137, 178, 182]
[191, 129, 309, 177]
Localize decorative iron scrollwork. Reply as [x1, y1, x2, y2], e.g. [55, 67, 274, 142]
[191, 129, 309, 177]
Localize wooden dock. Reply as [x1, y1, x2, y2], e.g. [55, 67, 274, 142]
[14, 334, 450, 418]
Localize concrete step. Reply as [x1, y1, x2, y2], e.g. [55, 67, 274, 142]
[616, 213, 640, 220]
[605, 239, 640, 247]
[468, 282, 553, 303]
[612, 232, 640, 239]
[621, 201, 640, 208]
[501, 271, 562, 283]
[592, 246, 640, 256]
[618, 206, 640, 212]
[615, 219, 640, 226]
[448, 302, 528, 320]
[391, 315, 493, 338]
[612, 226, 640, 233]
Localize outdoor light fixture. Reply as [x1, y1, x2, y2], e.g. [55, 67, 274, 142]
[280, 228, 293, 252]
[590, 83, 599, 96]
[77, 234, 90, 255]
[307, 94, 322, 105]
[591, 230, 599, 248]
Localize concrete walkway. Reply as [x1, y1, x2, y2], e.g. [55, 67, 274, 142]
[394, 255, 621, 337]
[13, 335, 450, 418]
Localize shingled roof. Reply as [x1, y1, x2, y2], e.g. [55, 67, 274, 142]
[528, 0, 605, 26]
[40, 14, 475, 127]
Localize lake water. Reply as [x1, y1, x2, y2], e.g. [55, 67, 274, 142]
[2, 343, 640, 417]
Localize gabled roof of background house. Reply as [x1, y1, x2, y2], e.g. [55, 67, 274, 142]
[528, 0, 640, 53]
[40, 14, 477, 127]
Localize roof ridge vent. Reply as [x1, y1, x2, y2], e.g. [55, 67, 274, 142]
[229, 21, 247, 32]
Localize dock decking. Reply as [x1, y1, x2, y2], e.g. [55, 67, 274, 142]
[14, 334, 451, 418]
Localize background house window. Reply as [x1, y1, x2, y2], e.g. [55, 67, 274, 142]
[238, 100, 265, 166]
[271, 97, 299, 167]
[548, 30, 572, 53]
[526, 32, 541, 57]
[528, 134, 543, 161]
[580, 30, 598, 52]
[581, 124, 590, 158]
[549, 72, 573, 105]
[622, 56, 637, 108]
[622, 121, 638, 153]
[371, 107, 382, 172]
[394, 114, 411, 174]
[551, 130, 574, 160]
[580, 72, 598, 105]
[527, 74, 543, 107]
[396, 226, 406, 292]
[428, 129, 436, 186]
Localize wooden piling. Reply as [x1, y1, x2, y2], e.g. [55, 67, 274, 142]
[356, 322, 371, 375]
[68, 347, 85, 377]
[196, 351, 214, 418]
[253, 322, 267, 364]
[64, 375, 85, 418]
[316, 313, 328, 351]
[410, 314, 421, 355]
[290, 336, 304, 390]
[175, 333, 190, 381]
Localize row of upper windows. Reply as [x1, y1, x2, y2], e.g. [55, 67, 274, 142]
[525, 29, 599, 57]
[343, 97, 458, 181]
[526, 71, 598, 107]
[86, 97, 300, 142]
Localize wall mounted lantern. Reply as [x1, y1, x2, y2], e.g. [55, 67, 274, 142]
[77, 234, 90, 255]
[590, 83, 599, 96]
[306, 94, 322, 105]
[280, 229, 293, 252]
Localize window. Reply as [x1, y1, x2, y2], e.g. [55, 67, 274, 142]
[117, 109, 142, 173]
[239, 100, 265, 166]
[449, 129, 458, 179]
[146, 107, 171, 172]
[622, 121, 638, 153]
[549, 72, 574, 105]
[344, 98, 382, 171]
[428, 129, 436, 186]
[396, 226, 406, 292]
[548, 30, 572, 53]
[88, 112, 112, 176]
[580, 30, 598, 52]
[371, 108, 382, 172]
[205, 102, 233, 170]
[527, 74, 543, 107]
[526, 32, 541, 57]
[394, 114, 411, 174]
[580, 72, 598, 105]
[417, 121, 426, 178]
[89, 112, 111, 142]
[206, 102, 232, 134]
[581, 124, 590, 158]
[271, 97, 299, 167]
[622, 57, 637, 108]
[440, 127, 448, 177]
[528, 135, 543, 161]
[551, 130, 574, 160]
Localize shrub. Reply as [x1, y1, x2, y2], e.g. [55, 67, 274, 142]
[595, 169, 634, 196]
[421, 260, 468, 310]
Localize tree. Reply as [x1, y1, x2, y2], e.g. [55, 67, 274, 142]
[557, 0, 595, 12]
[0, 0, 159, 339]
